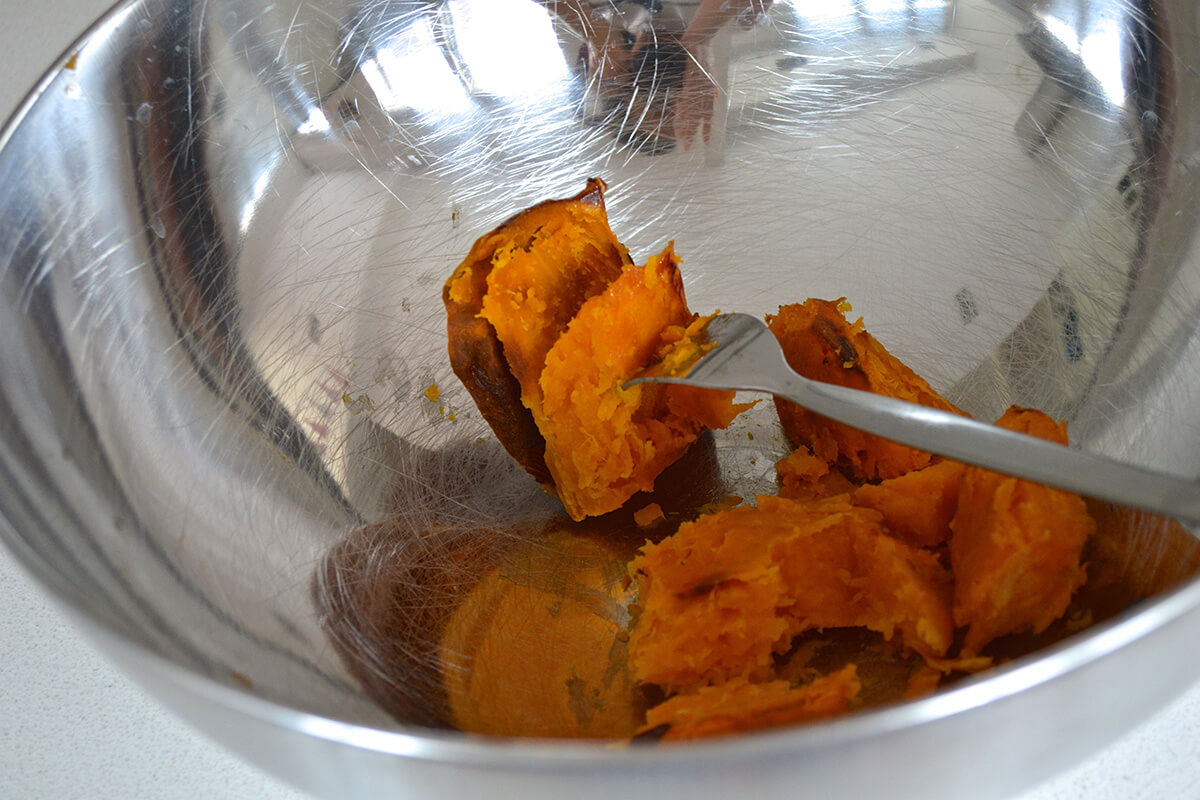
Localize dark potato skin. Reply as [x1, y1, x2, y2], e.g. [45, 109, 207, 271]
[445, 266, 551, 484]
[443, 178, 628, 486]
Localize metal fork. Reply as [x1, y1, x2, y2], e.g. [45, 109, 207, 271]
[629, 313, 1200, 532]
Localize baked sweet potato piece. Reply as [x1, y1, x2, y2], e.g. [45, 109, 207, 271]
[950, 407, 1095, 656]
[768, 298, 963, 482]
[853, 459, 966, 549]
[539, 249, 743, 519]
[775, 446, 857, 502]
[641, 666, 861, 740]
[628, 494, 954, 694]
[446, 181, 742, 519]
[444, 178, 631, 484]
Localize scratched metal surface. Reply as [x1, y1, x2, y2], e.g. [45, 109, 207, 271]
[2, 1, 1200, 798]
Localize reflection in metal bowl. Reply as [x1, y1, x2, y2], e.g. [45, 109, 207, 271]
[3, 0, 1200, 798]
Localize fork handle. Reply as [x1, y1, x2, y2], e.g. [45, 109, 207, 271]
[778, 375, 1200, 532]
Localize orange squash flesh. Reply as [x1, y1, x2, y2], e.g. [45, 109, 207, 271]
[641, 666, 861, 740]
[628, 494, 954, 695]
[444, 178, 630, 484]
[539, 247, 742, 519]
[478, 212, 629, 414]
[950, 407, 1095, 656]
[853, 459, 966, 549]
[775, 446, 858, 502]
[768, 298, 963, 482]
[441, 181, 1113, 738]
[446, 180, 742, 519]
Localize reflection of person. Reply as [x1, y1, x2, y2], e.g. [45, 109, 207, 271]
[670, 0, 774, 145]
[543, 0, 773, 148]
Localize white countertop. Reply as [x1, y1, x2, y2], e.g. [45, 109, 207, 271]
[1, 2, 1199, 798]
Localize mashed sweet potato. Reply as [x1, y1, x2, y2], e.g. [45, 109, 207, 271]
[950, 407, 1095, 655]
[622, 307, 1095, 736]
[444, 178, 629, 484]
[767, 298, 964, 482]
[641, 666, 861, 740]
[440, 187, 1106, 741]
[539, 248, 744, 519]
[775, 446, 857, 501]
[628, 494, 954, 694]
[445, 179, 742, 519]
[853, 460, 966, 549]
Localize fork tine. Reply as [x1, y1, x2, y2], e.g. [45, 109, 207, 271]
[624, 313, 783, 391]
[670, 313, 790, 393]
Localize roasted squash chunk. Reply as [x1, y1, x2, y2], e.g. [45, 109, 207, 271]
[775, 446, 857, 501]
[628, 494, 954, 695]
[853, 460, 965, 549]
[768, 298, 963, 482]
[950, 407, 1095, 655]
[438, 182, 1120, 740]
[539, 248, 742, 519]
[446, 180, 742, 520]
[641, 667, 861, 740]
[444, 178, 631, 484]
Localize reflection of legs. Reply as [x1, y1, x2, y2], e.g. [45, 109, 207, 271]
[705, 25, 732, 165]
[906, 0, 919, 35]
[852, 0, 872, 36]
[1013, 14, 1102, 158]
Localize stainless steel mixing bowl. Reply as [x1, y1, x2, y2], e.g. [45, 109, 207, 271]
[3, 0, 1200, 797]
